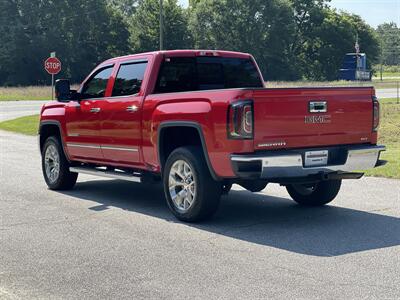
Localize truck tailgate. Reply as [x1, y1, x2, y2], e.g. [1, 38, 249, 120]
[252, 87, 375, 150]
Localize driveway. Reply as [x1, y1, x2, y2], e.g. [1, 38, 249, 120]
[1, 130, 399, 299]
[0, 101, 47, 122]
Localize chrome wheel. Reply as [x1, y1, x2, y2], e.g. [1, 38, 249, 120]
[168, 160, 196, 212]
[44, 144, 60, 184]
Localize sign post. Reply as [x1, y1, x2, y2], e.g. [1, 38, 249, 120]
[44, 52, 62, 100]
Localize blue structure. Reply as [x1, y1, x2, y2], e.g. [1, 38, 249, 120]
[339, 53, 371, 81]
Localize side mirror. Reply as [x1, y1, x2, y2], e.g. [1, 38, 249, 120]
[55, 79, 71, 101]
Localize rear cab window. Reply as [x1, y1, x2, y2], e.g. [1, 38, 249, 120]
[154, 56, 263, 94]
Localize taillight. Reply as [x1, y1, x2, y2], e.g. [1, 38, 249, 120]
[372, 96, 380, 131]
[227, 100, 254, 139]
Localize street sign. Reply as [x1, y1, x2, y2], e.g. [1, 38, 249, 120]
[44, 57, 61, 75]
[45, 54, 62, 100]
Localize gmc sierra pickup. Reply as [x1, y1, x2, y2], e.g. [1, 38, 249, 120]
[39, 50, 385, 222]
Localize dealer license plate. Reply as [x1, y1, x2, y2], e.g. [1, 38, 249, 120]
[305, 150, 329, 167]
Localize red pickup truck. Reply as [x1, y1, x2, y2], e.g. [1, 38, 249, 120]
[39, 50, 385, 222]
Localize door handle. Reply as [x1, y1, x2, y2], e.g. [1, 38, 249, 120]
[90, 107, 101, 113]
[126, 105, 139, 113]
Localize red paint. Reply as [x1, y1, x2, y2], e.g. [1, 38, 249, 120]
[44, 57, 61, 75]
[40, 50, 379, 178]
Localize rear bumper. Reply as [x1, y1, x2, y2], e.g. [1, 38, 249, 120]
[231, 145, 386, 180]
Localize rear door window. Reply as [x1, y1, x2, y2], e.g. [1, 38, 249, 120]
[112, 62, 148, 97]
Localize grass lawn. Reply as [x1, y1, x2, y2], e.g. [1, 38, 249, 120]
[364, 100, 400, 179]
[371, 80, 399, 89]
[0, 86, 52, 101]
[373, 72, 400, 78]
[0, 100, 398, 179]
[0, 115, 39, 135]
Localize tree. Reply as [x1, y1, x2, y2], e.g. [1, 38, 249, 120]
[189, 0, 298, 80]
[0, 0, 130, 85]
[301, 10, 379, 80]
[377, 22, 400, 66]
[129, 0, 192, 52]
[286, 0, 329, 78]
[0, 0, 21, 84]
[107, 0, 140, 18]
[0, 0, 382, 85]
[188, 0, 379, 81]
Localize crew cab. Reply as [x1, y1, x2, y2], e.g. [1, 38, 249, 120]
[39, 50, 385, 222]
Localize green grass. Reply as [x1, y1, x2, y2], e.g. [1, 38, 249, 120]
[372, 65, 400, 80]
[371, 80, 399, 89]
[0, 85, 79, 101]
[0, 115, 39, 135]
[380, 98, 400, 104]
[364, 101, 400, 179]
[373, 72, 400, 78]
[365, 147, 400, 179]
[0, 86, 52, 101]
[0, 101, 398, 179]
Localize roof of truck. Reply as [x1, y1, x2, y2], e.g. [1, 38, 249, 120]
[103, 50, 252, 64]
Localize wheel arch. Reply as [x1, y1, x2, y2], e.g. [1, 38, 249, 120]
[157, 121, 220, 181]
[39, 120, 70, 161]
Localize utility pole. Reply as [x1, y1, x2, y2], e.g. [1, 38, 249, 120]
[380, 39, 383, 81]
[159, 0, 164, 50]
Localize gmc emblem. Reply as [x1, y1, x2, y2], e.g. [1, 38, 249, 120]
[304, 115, 331, 124]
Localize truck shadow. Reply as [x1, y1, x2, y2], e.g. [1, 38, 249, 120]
[60, 179, 400, 257]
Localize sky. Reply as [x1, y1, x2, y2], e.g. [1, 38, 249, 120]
[177, 0, 400, 28]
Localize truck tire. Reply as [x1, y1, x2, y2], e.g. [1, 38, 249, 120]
[238, 180, 268, 193]
[41, 136, 78, 190]
[163, 146, 221, 222]
[286, 180, 342, 206]
[221, 182, 232, 195]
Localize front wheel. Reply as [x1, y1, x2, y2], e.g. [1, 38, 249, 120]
[41, 136, 78, 190]
[163, 147, 222, 222]
[286, 180, 342, 206]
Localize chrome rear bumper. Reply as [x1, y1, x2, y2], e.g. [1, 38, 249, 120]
[231, 145, 386, 179]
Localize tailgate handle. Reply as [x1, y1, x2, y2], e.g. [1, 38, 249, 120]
[309, 101, 327, 113]
[90, 107, 101, 113]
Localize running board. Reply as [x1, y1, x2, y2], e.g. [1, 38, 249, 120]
[70, 166, 142, 183]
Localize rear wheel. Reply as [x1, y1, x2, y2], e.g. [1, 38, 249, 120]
[41, 136, 78, 190]
[239, 180, 268, 193]
[286, 180, 342, 206]
[163, 147, 221, 222]
[221, 182, 232, 195]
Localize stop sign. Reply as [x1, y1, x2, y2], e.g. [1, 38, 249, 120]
[44, 57, 61, 75]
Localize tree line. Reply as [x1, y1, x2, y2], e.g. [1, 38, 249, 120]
[376, 22, 400, 66]
[0, 0, 396, 86]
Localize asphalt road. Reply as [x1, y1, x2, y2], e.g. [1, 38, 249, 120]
[1, 130, 399, 299]
[376, 88, 399, 99]
[0, 101, 47, 122]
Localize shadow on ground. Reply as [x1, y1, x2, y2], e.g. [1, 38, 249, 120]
[60, 179, 400, 257]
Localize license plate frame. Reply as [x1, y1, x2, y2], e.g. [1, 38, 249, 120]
[304, 150, 329, 167]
